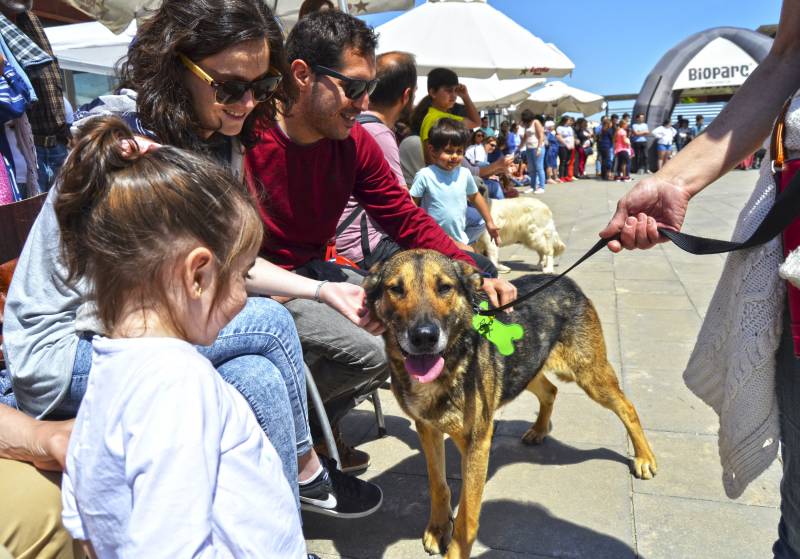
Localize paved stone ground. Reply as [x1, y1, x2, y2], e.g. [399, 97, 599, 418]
[304, 169, 783, 559]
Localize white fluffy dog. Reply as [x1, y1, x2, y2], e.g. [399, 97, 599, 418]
[474, 197, 566, 273]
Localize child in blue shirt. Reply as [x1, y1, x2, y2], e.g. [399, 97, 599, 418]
[410, 118, 500, 251]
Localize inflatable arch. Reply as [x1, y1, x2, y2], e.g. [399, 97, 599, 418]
[633, 27, 773, 131]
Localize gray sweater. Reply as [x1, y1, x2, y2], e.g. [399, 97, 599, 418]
[3, 187, 101, 417]
[3, 92, 243, 417]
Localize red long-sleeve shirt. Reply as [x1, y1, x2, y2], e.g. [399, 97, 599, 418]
[245, 122, 474, 270]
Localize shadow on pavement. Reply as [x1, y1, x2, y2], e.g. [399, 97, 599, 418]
[304, 411, 637, 558]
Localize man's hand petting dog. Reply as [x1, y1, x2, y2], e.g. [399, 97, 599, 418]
[319, 282, 385, 335]
[482, 277, 516, 311]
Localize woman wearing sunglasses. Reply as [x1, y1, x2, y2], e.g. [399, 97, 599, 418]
[1, 2, 384, 554]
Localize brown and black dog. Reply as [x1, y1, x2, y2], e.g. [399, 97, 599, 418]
[365, 249, 656, 558]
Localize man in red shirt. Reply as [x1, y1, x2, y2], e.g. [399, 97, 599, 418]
[246, 10, 516, 472]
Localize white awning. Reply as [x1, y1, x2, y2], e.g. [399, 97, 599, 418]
[415, 74, 544, 109]
[516, 81, 605, 117]
[376, 0, 574, 79]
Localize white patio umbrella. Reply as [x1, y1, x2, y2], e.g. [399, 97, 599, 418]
[45, 20, 136, 75]
[64, 0, 413, 34]
[414, 74, 544, 110]
[376, 0, 574, 79]
[516, 81, 606, 118]
[266, 0, 414, 31]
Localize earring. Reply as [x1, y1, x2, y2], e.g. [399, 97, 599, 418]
[194, 283, 203, 296]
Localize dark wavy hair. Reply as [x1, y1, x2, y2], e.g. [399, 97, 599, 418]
[118, 0, 290, 152]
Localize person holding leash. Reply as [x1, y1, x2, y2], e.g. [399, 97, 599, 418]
[600, 3, 800, 555]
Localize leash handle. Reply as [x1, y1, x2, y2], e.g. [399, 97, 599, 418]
[658, 167, 800, 254]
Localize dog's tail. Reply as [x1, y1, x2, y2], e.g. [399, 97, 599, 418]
[548, 220, 566, 257]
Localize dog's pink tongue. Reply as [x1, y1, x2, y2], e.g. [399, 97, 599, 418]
[404, 354, 445, 383]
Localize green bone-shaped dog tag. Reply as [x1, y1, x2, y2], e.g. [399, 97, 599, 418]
[471, 301, 524, 356]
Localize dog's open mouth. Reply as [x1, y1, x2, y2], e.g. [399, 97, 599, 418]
[404, 354, 445, 383]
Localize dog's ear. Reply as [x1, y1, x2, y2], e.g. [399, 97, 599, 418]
[452, 259, 483, 297]
[363, 260, 386, 304]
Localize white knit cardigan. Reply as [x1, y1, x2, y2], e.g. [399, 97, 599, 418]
[682, 98, 800, 498]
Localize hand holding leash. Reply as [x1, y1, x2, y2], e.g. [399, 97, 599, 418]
[600, 176, 693, 252]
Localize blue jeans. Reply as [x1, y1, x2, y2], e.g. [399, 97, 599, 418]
[525, 147, 546, 189]
[465, 205, 486, 245]
[483, 178, 505, 200]
[53, 297, 310, 508]
[774, 305, 800, 558]
[35, 143, 69, 193]
[0, 369, 15, 408]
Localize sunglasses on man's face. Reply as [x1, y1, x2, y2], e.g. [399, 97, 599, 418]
[179, 54, 282, 105]
[311, 64, 379, 100]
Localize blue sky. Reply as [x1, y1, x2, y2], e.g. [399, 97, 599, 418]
[360, 0, 782, 96]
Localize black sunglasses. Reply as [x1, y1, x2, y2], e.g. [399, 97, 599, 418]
[311, 64, 379, 100]
[179, 54, 282, 105]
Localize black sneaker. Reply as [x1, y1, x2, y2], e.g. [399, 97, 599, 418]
[299, 456, 383, 518]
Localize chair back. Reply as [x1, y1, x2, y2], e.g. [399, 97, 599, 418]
[1, 194, 47, 367]
[0, 193, 46, 265]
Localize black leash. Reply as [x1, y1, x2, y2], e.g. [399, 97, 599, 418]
[478, 169, 800, 317]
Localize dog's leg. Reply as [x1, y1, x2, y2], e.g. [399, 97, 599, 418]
[577, 361, 658, 479]
[522, 372, 557, 445]
[540, 251, 554, 273]
[447, 427, 493, 559]
[484, 232, 510, 273]
[416, 420, 453, 556]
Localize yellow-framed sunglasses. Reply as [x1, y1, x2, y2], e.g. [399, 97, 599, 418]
[179, 53, 282, 105]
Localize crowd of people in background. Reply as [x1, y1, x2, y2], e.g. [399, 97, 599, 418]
[455, 110, 718, 194]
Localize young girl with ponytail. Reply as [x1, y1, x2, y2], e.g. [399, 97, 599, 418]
[1, 0, 382, 526]
[57, 116, 305, 557]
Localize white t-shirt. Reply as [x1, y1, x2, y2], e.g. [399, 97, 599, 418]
[465, 143, 487, 165]
[556, 125, 575, 150]
[652, 125, 677, 146]
[523, 125, 539, 149]
[61, 336, 305, 559]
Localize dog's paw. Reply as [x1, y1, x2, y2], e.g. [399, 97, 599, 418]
[633, 455, 658, 480]
[521, 421, 552, 445]
[423, 518, 453, 556]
